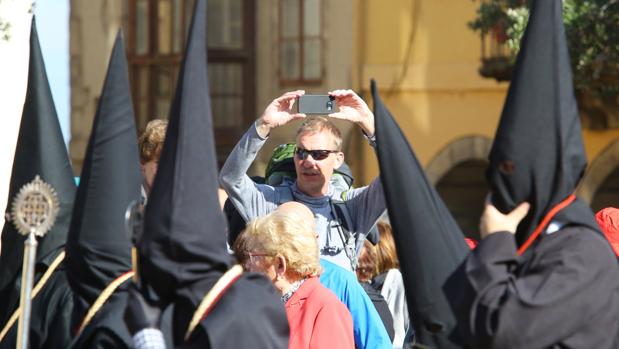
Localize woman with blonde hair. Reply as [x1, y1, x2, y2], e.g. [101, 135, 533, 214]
[235, 203, 354, 349]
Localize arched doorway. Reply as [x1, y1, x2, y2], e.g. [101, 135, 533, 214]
[590, 166, 619, 212]
[578, 139, 619, 212]
[425, 136, 492, 241]
[435, 160, 488, 241]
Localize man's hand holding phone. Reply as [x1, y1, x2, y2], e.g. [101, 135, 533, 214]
[297, 95, 337, 115]
[328, 89, 375, 137]
[256, 90, 306, 138]
[256, 89, 374, 138]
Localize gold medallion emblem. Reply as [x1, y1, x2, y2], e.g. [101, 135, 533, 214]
[10, 175, 59, 237]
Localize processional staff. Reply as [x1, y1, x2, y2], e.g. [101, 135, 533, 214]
[7, 175, 59, 349]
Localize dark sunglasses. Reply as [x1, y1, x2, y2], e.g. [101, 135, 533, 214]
[294, 147, 339, 160]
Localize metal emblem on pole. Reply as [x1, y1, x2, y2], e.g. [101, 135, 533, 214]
[9, 175, 59, 349]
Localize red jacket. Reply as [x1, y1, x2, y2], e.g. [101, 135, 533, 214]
[595, 207, 619, 257]
[285, 276, 354, 349]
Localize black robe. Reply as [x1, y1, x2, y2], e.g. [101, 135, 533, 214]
[179, 273, 289, 349]
[0, 18, 76, 349]
[0, 259, 73, 349]
[69, 288, 132, 349]
[69, 286, 175, 349]
[456, 225, 619, 349]
[452, 1, 619, 347]
[137, 1, 289, 347]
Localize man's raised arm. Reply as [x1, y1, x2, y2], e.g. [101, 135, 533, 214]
[219, 90, 306, 222]
[328, 89, 385, 236]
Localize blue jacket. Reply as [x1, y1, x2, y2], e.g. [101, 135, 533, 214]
[320, 259, 393, 349]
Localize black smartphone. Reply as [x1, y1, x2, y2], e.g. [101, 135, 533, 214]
[298, 95, 337, 115]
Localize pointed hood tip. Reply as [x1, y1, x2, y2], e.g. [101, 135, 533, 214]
[487, 0, 593, 244]
[140, 0, 232, 305]
[0, 16, 76, 291]
[373, 79, 468, 348]
[65, 32, 141, 303]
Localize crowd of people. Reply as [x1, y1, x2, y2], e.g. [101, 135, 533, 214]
[132, 88, 408, 349]
[2, 1, 619, 349]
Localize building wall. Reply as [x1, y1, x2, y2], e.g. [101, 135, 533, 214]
[69, 0, 355, 177]
[70, 0, 123, 173]
[352, 0, 619, 209]
[250, 0, 356, 177]
[67, 1, 619, 208]
[352, 0, 508, 186]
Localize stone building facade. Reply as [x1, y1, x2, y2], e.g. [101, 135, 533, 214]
[69, 0, 619, 236]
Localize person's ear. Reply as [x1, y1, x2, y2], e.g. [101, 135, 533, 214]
[334, 152, 344, 168]
[275, 255, 287, 278]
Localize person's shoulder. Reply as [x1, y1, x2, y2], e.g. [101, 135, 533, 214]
[541, 225, 619, 268]
[40, 263, 72, 294]
[311, 284, 353, 325]
[307, 277, 348, 307]
[200, 273, 284, 321]
[72, 293, 132, 349]
[384, 268, 403, 285]
[85, 289, 132, 332]
[338, 185, 368, 201]
[271, 181, 294, 199]
[549, 225, 613, 252]
[223, 272, 285, 313]
[72, 326, 130, 349]
[199, 272, 289, 348]
[230, 271, 277, 293]
[32, 266, 73, 315]
[320, 259, 357, 283]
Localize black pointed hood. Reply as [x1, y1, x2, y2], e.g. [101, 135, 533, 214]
[487, 0, 598, 247]
[138, 0, 232, 306]
[65, 31, 141, 309]
[373, 80, 468, 348]
[0, 18, 76, 293]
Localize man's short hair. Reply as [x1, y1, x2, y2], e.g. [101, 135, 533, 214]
[138, 119, 168, 164]
[235, 211, 321, 278]
[296, 116, 342, 151]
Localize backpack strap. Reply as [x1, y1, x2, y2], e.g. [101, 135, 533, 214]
[275, 185, 295, 206]
[279, 185, 359, 270]
[331, 201, 353, 238]
[330, 199, 359, 270]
